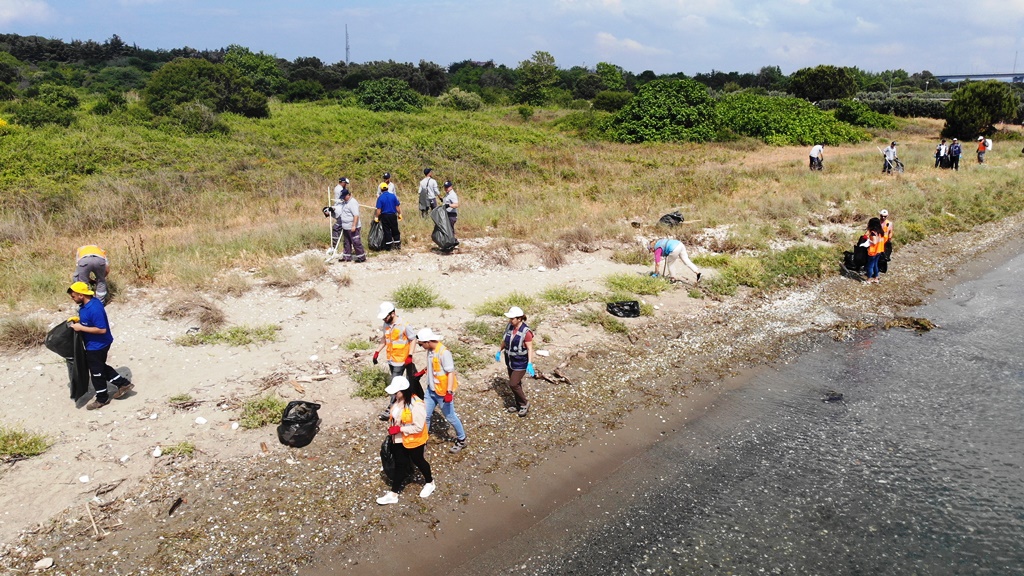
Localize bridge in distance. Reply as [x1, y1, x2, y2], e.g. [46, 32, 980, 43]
[933, 72, 1024, 82]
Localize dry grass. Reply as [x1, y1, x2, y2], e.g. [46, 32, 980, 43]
[0, 317, 47, 350]
[160, 297, 227, 332]
[559, 226, 598, 252]
[538, 243, 566, 269]
[294, 288, 322, 301]
[333, 273, 352, 288]
[299, 253, 327, 279]
[214, 272, 252, 297]
[261, 261, 302, 288]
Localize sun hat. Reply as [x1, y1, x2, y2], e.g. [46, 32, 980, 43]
[416, 327, 442, 342]
[67, 281, 94, 296]
[504, 306, 525, 318]
[385, 375, 410, 395]
[377, 301, 396, 320]
[879, 209, 889, 217]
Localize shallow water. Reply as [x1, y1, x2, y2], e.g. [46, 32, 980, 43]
[490, 253, 1024, 575]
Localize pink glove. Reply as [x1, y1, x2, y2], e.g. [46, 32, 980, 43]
[388, 425, 400, 435]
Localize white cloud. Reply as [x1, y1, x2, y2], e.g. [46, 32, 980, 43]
[595, 31, 669, 55]
[853, 16, 878, 33]
[0, 0, 52, 24]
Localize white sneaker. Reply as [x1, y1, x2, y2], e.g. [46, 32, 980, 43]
[376, 491, 398, 505]
[419, 482, 436, 498]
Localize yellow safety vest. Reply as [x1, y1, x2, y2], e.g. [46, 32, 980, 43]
[76, 245, 107, 261]
[429, 343, 457, 396]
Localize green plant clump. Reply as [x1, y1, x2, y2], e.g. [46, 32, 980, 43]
[239, 394, 287, 429]
[473, 292, 539, 316]
[351, 367, 391, 399]
[392, 281, 452, 310]
[0, 425, 52, 461]
[343, 339, 374, 351]
[717, 92, 867, 145]
[445, 340, 488, 371]
[608, 78, 718, 143]
[462, 319, 505, 346]
[176, 324, 281, 347]
[539, 285, 594, 305]
[574, 308, 629, 334]
[604, 273, 671, 296]
[163, 441, 196, 458]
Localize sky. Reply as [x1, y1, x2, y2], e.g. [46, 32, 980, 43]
[1, 0, 1023, 76]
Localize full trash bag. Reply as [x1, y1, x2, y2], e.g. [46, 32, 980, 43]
[658, 211, 685, 226]
[368, 220, 385, 251]
[606, 301, 641, 318]
[277, 401, 322, 448]
[380, 435, 396, 481]
[44, 321, 90, 401]
[430, 206, 458, 251]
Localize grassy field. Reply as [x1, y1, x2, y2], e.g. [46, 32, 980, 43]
[2, 102, 1023, 307]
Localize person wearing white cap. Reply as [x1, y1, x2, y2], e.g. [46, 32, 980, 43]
[882, 141, 898, 174]
[879, 209, 894, 261]
[949, 138, 962, 171]
[376, 376, 435, 505]
[977, 136, 988, 164]
[495, 306, 534, 416]
[373, 302, 418, 420]
[413, 327, 469, 453]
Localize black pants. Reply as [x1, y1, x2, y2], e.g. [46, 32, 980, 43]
[951, 155, 960, 171]
[391, 442, 432, 493]
[85, 346, 129, 402]
[379, 213, 400, 250]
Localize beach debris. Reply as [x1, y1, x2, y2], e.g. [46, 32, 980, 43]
[168, 497, 185, 516]
[536, 350, 550, 357]
[823, 390, 844, 403]
[194, 417, 207, 425]
[884, 316, 937, 332]
[231, 422, 239, 430]
[152, 447, 162, 458]
[78, 475, 89, 483]
[119, 455, 130, 463]
[290, 381, 306, 394]
[309, 355, 319, 362]
[260, 442, 269, 454]
[33, 556, 54, 570]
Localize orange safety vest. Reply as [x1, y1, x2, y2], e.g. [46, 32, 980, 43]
[76, 245, 107, 261]
[393, 397, 428, 448]
[978, 141, 987, 152]
[428, 342, 457, 396]
[881, 221, 893, 241]
[867, 232, 885, 256]
[384, 318, 411, 364]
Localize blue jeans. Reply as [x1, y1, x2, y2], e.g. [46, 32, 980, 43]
[425, 388, 466, 441]
[866, 254, 881, 279]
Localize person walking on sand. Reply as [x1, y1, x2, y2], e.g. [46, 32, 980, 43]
[648, 238, 701, 285]
[977, 136, 988, 164]
[373, 302, 418, 420]
[73, 244, 110, 303]
[67, 281, 134, 410]
[374, 182, 403, 250]
[882, 141, 898, 174]
[336, 186, 365, 263]
[442, 180, 460, 243]
[495, 306, 534, 417]
[949, 138, 962, 171]
[376, 375, 435, 505]
[418, 167, 439, 217]
[414, 328, 469, 453]
[809, 143, 823, 170]
[862, 218, 885, 284]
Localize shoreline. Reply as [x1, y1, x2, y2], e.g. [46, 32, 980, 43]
[2, 211, 1023, 574]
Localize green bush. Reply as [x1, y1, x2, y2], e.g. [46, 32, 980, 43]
[282, 80, 326, 103]
[10, 101, 75, 127]
[91, 92, 127, 116]
[392, 281, 452, 309]
[830, 99, 898, 129]
[437, 87, 483, 111]
[143, 57, 269, 118]
[36, 84, 79, 110]
[463, 319, 505, 346]
[0, 425, 51, 461]
[517, 105, 534, 121]
[352, 367, 390, 399]
[943, 80, 1021, 139]
[608, 79, 717, 143]
[357, 77, 422, 112]
[474, 292, 538, 316]
[239, 394, 287, 429]
[171, 102, 229, 134]
[539, 285, 594, 305]
[552, 110, 610, 139]
[592, 90, 632, 112]
[175, 324, 280, 346]
[604, 273, 671, 295]
[717, 92, 866, 145]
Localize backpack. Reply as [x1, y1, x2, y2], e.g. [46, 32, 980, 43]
[276, 401, 322, 448]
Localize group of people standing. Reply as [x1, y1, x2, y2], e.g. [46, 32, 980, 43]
[860, 209, 894, 284]
[934, 138, 963, 170]
[325, 168, 461, 259]
[372, 301, 535, 506]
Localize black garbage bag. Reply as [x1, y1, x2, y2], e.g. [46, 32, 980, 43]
[380, 435, 396, 481]
[606, 301, 640, 318]
[368, 220, 385, 251]
[430, 206, 459, 251]
[658, 211, 685, 226]
[277, 401, 322, 448]
[44, 322, 91, 401]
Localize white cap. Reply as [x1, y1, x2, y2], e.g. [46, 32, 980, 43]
[376, 302, 396, 320]
[978, 136, 984, 141]
[385, 376, 410, 395]
[416, 327, 442, 342]
[504, 306, 525, 318]
[879, 209, 888, 216]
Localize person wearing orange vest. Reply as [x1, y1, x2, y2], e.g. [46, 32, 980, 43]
[414, 327, 468, 453]
[373, 302, 418, 420]
[977, 136, 987, 163]
[863, 217, 886, 284]
[376, 375, 435, 505]
[879, 209, 894, 262]
[73, 244, 110, 303]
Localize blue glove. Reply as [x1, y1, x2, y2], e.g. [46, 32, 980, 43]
[526, 362, 535, 377]
[494, 350, 502, 362]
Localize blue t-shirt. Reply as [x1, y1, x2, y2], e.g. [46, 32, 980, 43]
[654, 239, 682, 256]
[376, 191, 400, 214]
[78, 297, 114, 351]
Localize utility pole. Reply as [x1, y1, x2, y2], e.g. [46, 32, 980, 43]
[345, 24, 350, 65]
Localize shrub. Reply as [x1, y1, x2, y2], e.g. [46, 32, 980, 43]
[445, 340, 488, 371]
[463, 319, 505, 346]
[943, 80, 1021, 138]
[351, 367, 390, 399]
[604, 273, 671, 295]
[0, 425, 51, 461]
[474, 292, 539, 316]
[611, 247, 652, 266]
[592, 90, 632, 112]
[552, 110, 610, 139]
[239, 394, 287, 429]
[36, 84, 79, 109]
[437, 87, 483, 111]
[91, 92, 127, 116]
[392, 281, 452, 309]
[144, 57, 269, 118]
[10, 101, 75, 127]
[608, 79, 717, 143]
[788, 65, 857, 101]
[539, 285, 594, 305]
[574, 308, 628, 334]
[717, 92, 866, 145]
[176, 324, 280, 346]
[357, 77, 422, 112]
[171, 102, 229, 134]
[830, 99, 898, 129]
[163, 441, 196, 458]
[343, 339, 374, 351]
[282, 79, 326, 103]
[517, 105, 534, 121]
[0, 317, 47, 350]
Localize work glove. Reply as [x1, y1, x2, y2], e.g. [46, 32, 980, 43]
[414, 369, 426, 378]
[526, 362, 536, 377]
[404, 356, 413, 365]
[372, 351, 379, 365]
[374, 217, 379, 223]
[494, 350, 502, 363]
[322, 206, 335, 218]
[444, 392, 453, 403]
[398, 214, 403, 221]
[388, 425, 400, 435]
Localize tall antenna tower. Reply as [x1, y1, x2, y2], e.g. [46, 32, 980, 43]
[345, 24, 350, 64]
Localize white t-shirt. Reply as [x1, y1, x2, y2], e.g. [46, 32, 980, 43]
[444, 190, 459, 213]
[809, 144, 823, 158]
[883, 146, 897, 161]
[418, 176, 438, 201]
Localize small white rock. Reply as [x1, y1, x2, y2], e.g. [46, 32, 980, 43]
[79, 475, 89, 483]
[231, 422, 239, 430]
[149, 413, 158, 420]
[33, 365, 43, 371]
[120, 455, 130, 463]
[309, 355, 319, 362]
[152, 447, 163, 458]
[537, 266, 547, 272]
[536, 350, 550, 357]
[195, 417, 207, 425]
[34, 557, 54, 570]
